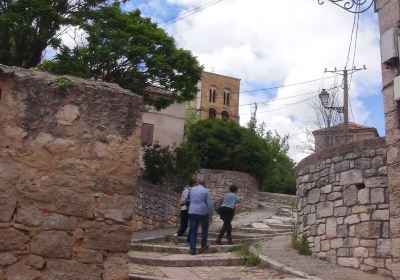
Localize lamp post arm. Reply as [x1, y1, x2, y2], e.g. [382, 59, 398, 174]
[316, 0, 375, 14]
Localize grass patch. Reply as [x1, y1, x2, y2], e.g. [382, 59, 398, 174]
[228, 241, 261, 266]
[291, 232, 312, 256]
[55, 76, 74, 90]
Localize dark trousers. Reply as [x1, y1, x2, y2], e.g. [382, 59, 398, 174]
[217, 206, 235, 241]
[188, 214, 209, 252]
[176, 209, 189, 236]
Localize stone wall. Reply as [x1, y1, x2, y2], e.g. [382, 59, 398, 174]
[296, 138, 391, 277]
[132, 180, 180, 231]
[376, 0, 400, 278]
[0, 66, 142, 279]
[195, 169, 259, 210]
[257, 192, 296, 209]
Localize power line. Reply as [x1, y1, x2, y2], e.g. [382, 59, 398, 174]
[240, 95, 317, 115]
[159, 0, 225, 26]
[239, 75, 338, 94]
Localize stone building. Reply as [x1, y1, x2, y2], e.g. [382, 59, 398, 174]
[376, 0, 400, 278]
[192, 71, 240, 122]
[313, 122, 379, 152]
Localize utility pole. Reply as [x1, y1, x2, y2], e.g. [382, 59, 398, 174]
[324, 66, 366, 143]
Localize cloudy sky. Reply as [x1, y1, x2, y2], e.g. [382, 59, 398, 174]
[126, 0, 382, 162]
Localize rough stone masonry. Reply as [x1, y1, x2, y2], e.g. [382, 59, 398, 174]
[0, 65, 142, 280]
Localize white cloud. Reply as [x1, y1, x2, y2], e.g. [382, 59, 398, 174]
[161, 0, 382, 162]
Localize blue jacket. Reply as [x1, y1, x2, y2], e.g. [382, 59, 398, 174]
[188, 185, 213, 216]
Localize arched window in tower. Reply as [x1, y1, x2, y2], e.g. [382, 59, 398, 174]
[209, 87, 217, 103]
[223, 89, 231, 105]
[209, 108, 217, 119]
[221, 111, 229, 121]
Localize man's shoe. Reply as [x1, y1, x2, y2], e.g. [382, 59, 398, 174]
[227, 240, 234, 245]
[215, 239, 222, 245]
[201, 244, 209, 251]
[173, 233, 178, 237]
[189, 250, 196, 255]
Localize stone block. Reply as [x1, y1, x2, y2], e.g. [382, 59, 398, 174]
[321, 184, 332, 194]
[307, 214, 316, 225]
[360, 213, 370, 222]
[317, 223, 325, 235]
[330, 238, 343, 248]
[75, 248, 103, 264]
[0, 228, 29, 250]
[358, 188, 369, 204]
[316, 202, 334, 219]
[344, 214, 360, 225]
[354, 247, 369, 257]
[356, 221, 382, 239]
[46, 138, 74, 154]
[354, 158, 371, 169]
[378, 166, 387, 176]
[321, 240, 330, 251]
[340, 170, 363, 186]
[334, 200, 343, 207]
[30, 231, 73, 258]
[6, 261, 41, 280]
[15, 204, 44, 227]
[337, 217, 344, 225]
[391, 191, 400, 216]
[360, 264, 376, 273]
[343, 185, 358, 207]
[334, 207, 347, 217]
[51, 189, 95, 218]
[377, 239, 392, 257]
[343, 237, 359, 247]
[371, 188, 386, 204]
[0, 192, 16, 223]
[103, 253, 129, 280]
[327, 192, 342, 201]
[391, 217, 400, 235]
[364, 168, 378, 178]
[43, 214, 77, 231]
[81, 222, 131, 252]
[46, 259, 102, 280]
[372, 209, 389, 221]
[0, 253, 17, 266]
[326, 217, 337, 239]
[307, 189, 320, 204]
[351, 205, 367, 214]
[337, 257, 360, 268]
[348, 225, 356, 237]
[334, 161, 350, 173]
[95, 194, 134, 223]
[55, 104, 80, 126]
[337, 248, 350, 258]
[371, 156, 385, 168]
[365, 177, 387, 189]
[364, 258, 385, 268]
[23, 255, 45, 269]
[337, 225, 348, 237]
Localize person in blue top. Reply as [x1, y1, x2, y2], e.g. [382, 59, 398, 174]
[215, 185, 241, 245]
[174, 179, 196, 237]
[187, 182, 213, 255]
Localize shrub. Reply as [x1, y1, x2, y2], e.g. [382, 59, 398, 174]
[54, 76, 74, 90]
[291, 232, 312, 256]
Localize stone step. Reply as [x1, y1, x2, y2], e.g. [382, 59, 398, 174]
[128, 274, 170, 280]
[128, 251, 243, 267]
[130, 243, 235, 254]
[236, 227, 292, 234]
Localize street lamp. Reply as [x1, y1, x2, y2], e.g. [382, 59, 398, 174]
[315, 0, 375, 14]
[319, 89, 344, 114]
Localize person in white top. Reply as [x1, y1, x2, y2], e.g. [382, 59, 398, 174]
[175, 179, 196, 236]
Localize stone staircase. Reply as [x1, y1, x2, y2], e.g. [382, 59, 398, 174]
[128, 202, 297, 280]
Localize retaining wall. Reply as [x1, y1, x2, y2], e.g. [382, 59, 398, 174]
[0, 66, 142, 279]
[296, 138, 391, 276]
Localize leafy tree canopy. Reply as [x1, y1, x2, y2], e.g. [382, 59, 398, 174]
[39, 5, 203, 109]
[186, 116, 296, 194]
[0, 0, 122, 67]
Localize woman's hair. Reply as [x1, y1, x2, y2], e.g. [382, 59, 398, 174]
[230, 185, 238, 193]
[189, 179, 197, 187]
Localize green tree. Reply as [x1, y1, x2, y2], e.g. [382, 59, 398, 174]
[0, 0, 121, 67]
[40, 5, 203, 110]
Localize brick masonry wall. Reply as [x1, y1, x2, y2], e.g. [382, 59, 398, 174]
[132, 180, 180, 231]
[195, 169, 259, 210]
[296, 138, 391, 277]
[376, 0, 400, 278]
[0, 66, 142, 280]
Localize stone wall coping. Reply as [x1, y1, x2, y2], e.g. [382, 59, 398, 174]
[0, 64, 141, 100]
[296, 137, 386, 171]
